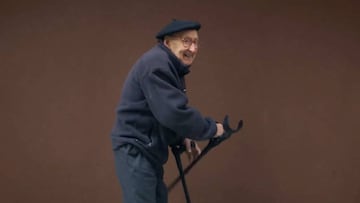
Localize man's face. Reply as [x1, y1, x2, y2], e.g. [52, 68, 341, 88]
[165, 30, 199, 66]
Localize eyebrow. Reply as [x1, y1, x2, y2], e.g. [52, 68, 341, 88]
[183, 36, 199, 40]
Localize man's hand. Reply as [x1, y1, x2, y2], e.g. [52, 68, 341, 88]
[214, 123, 224, 137]
[184, 138, 201, 162]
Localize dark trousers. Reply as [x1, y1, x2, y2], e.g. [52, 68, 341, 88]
[113, 144, 168, 203]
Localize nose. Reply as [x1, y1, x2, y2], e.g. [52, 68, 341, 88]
[189, 42, 197, 52]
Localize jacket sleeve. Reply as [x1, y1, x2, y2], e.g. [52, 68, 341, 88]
[140, 67, 217, 140]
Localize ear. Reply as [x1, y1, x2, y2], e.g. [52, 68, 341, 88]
[163, 39, 170, 48]
[163, 36, 173, 48]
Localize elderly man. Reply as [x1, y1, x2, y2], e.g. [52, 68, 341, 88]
[111, 19, 224, 203]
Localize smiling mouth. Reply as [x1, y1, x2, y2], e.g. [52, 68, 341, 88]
[183, 52, 193, 60]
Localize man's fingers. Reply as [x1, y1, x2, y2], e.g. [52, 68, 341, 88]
[184, 139, 192, 161]
[191, 141, 201, 159]
[194, 142, 201, 155]
[185, 139, 192, 152]
[184, 139, 203, 161]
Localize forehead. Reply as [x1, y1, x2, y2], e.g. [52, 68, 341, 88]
[176, 30, 199, 39]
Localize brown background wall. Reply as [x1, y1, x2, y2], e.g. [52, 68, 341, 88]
[1, 0, 359, 202]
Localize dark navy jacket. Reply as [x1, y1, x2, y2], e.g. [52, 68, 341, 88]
[111, 43, 217, 167]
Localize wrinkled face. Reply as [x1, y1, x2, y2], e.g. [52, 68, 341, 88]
[164, 30, 199, 66]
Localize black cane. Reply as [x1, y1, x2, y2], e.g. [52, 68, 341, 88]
[168, 115, 243, 192]
[171, 145, 192, 203]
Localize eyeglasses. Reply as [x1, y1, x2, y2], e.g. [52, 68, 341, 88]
[179, 37, 199, 49]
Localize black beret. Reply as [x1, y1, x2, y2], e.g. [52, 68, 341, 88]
[156, 19, 201, 40]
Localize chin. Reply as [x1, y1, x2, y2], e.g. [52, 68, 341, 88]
[181, 59, 194, 66]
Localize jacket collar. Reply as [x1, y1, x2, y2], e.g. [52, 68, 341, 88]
[158, 43, 190, 76]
